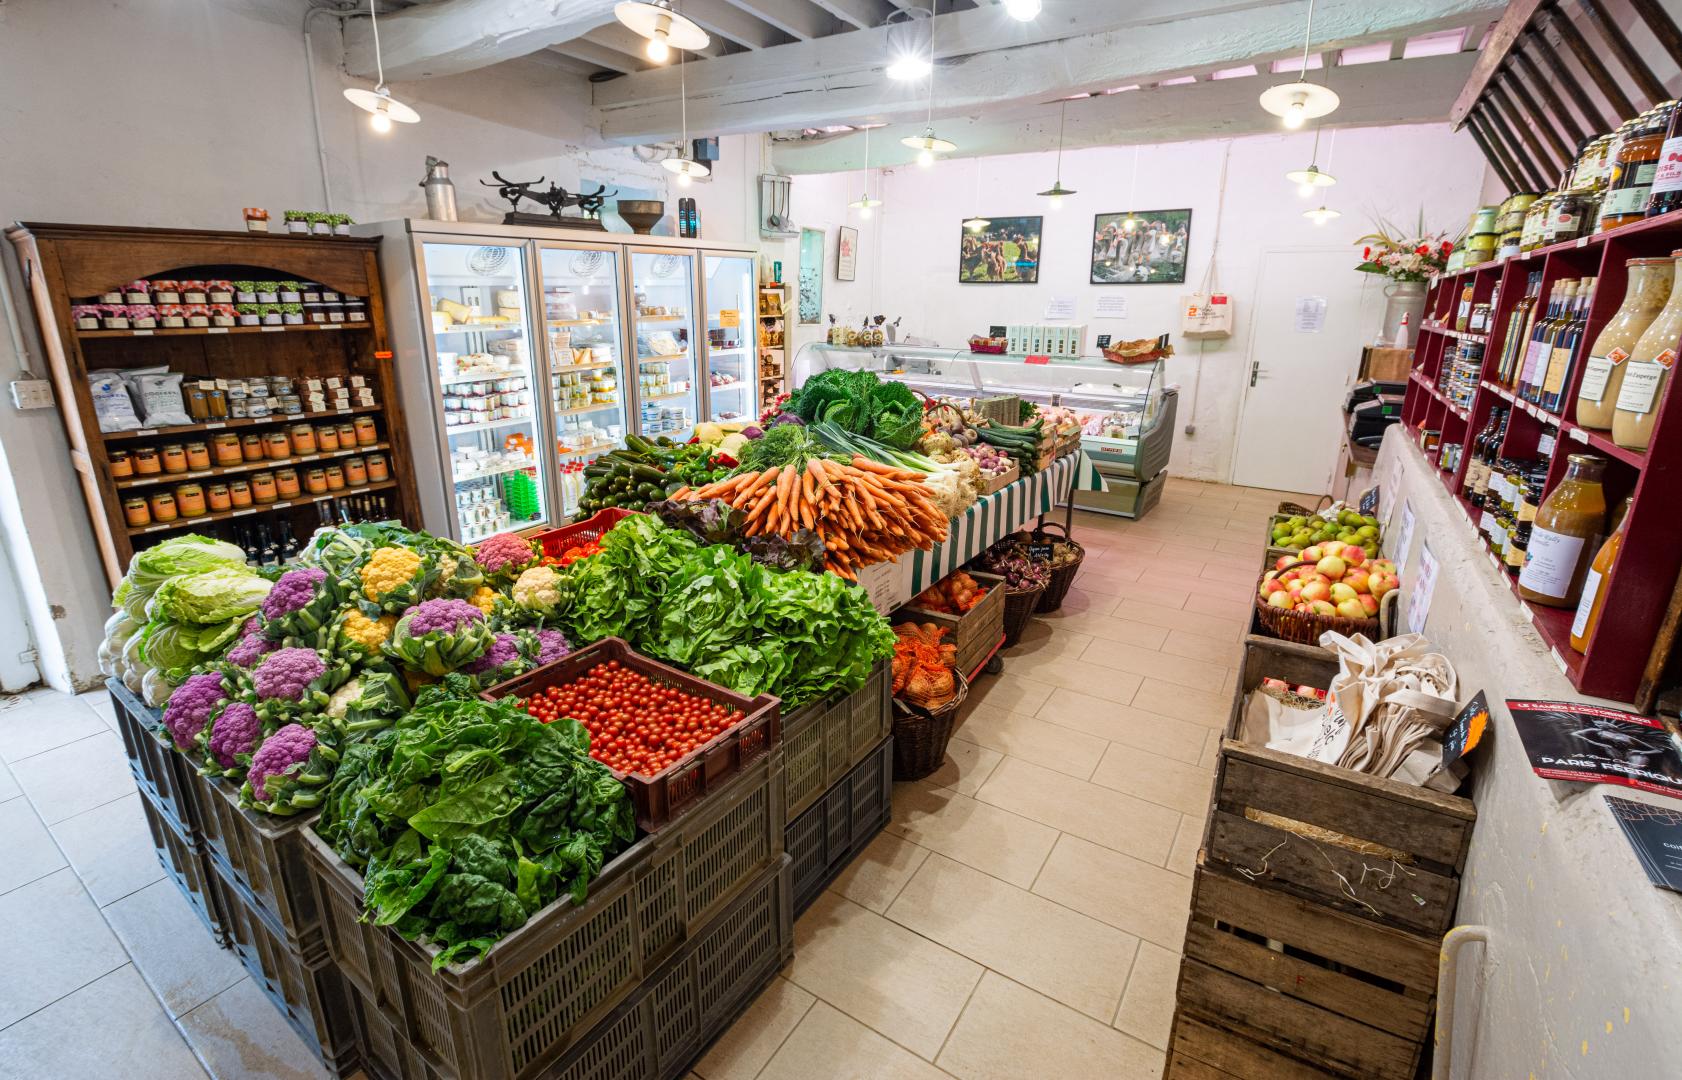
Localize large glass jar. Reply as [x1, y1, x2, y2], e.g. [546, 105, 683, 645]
[1519, 454, 1607, 607]
[1575, 256, 1675, 429]
[1613, 248, 1682, 449]
[1600, 106, 1674, 230]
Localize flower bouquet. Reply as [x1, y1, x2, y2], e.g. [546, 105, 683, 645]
[1355, 215, 1451, 282]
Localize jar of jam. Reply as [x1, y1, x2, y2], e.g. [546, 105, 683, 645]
[324, 464, 346, 491]
[212, 433, 243, 465]
[289, 424, 317, 455]
[149, 490, 179, 522]
[1649, 102, 1682, 217]
[305, 468, 329, 495]
[206, 483, 232, 512]
[175, 483, 207, 517]
[123, 497, 151, 527]
[1601, 105, 1675, 230]
[251, 472, 279, 503]
[353, 416, 378, 446]
[161, 444, 188, 474]
[275, 468, 301, 499]
[343, 457, 368, 486]
[336, 422, 357, 447]
[109, 449, 134, 478]
[317, 425, 341, 451]
[263, 431, 291, 460]
[185, 442, 211, 470]
[229, 479, 253, 508]
[133, 447, 162, 475]
[366, 453, 389, 482]
[241, 434, 265, 462]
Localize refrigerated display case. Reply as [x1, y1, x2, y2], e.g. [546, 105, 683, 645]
[630, 249, 699, 442]
[701, 253, 757, 422]
[539, 242, 629, 518]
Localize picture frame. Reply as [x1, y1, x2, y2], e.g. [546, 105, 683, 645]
[798, 226, 824, 323]
[959, 216, 1042, 284]
[1090, 208, 1192, 285]
[837, 225, 858, 282]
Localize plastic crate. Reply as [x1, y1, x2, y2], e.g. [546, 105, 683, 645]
[786, 735, 893, 917]
[109, 677, 202, 838]
[192, 770, 321, 950]
[780, 660, 892, 824]
[214, 857, 359, 1076]
[137, 787, 228, 947]
[483, 637, 780, 831]
[528, 508, 643, 560]
[306, 748, 785, 1080]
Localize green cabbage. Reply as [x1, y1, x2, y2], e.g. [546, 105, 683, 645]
[141, 617, 247, 675]
[147, 568, 272, 625]
[121, 535, 248, 606]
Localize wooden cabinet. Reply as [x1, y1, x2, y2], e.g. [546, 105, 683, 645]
[6, 223, 421, 586]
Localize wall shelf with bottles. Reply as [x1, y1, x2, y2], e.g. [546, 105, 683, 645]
[1400, 209, 1682, 710]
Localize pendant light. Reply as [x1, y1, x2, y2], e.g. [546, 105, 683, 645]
[1037, 101, 1077, 208]
[963, 160, 990, 230]
[1003, 0, 1042, 19]
[662, 48, 710, 185]
[615, 1, 709, 63]
[1258, 0, 1338, 129]
[1284, 124, 1337, 196]
[1303, 128, 1341, 223]
[884, 10, 932, 81]
[343, 0, 420, 133]
[1120, 145, 1141, 232]
[849, 125, 882, 217]
[900, 0, 956, 164]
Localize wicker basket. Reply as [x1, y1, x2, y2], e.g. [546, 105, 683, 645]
[1019, 521, 1085, 612]
[1254, 560, 1380, 645]
[1001, 584, 1046, 646]
[891, 671, 969, 781]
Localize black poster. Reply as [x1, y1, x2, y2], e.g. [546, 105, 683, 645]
[1507, 699, 1682, 799]
[1442, 691, 1490, 769]
[1605, 795, 1682, 892]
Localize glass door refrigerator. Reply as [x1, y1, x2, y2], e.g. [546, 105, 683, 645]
[627, 247, 700, 443]
[699, 252, 758, 423]
[536, 241, 631, 519]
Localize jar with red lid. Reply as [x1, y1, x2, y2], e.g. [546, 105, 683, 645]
[324, 464, 346, 491]
[251, 472, 278, 503]
[305, 468, 328, 495]
[212, 433, 243, 465]
[133, 447, 162, 475]
[336, 422, 357, 447]
[366, 453, 389, 482]
[241, 434, 265, 462]
[149, 490, 179, 522]
[343, 457, 368, 486]
[275, 469, 301, 499]
[316, 425, 341, 451]
[229, 480, 253, 508]
[123, 497, 151, 527]
[185, 442, 211, 470]
[175, 483, 207, 517]
[263, 431, 291, 460]
[289, 424, 317, 455]
[206, 484, 232, 512]
[161, 444, 188, 474]
[109, 449, 134, 478]
[353, 416, 378, 446]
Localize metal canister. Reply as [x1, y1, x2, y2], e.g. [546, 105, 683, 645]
[420, 156, 459, 221]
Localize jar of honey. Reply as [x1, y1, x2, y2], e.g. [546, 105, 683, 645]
[212, 433, 242, 465]
[241, 434, 265, 462]
[185, 442, 211, 470]
[353, 416, 378, 446]
[175, 483, 207, 517]
[366, 453, 389, 482]
[229, 479, 253, 508]
[317, 425, 341, 451]
[206, 483, 232, 512]
[133, 447, 162, 475]
[336, 422, 357, 448]
[275, 468, 301, 499]
[251, 472, 278, 503]
[149, 490, 179, 522]
[123, 497, 151, 527]
[289, 424, 317, 455]
[324, 464, 346, 491]
[263, 431, 291, 460]
[109, 449, 134, 478]
[161, 444, 188, 474]
[343, 457, 368, 486]
[305, 468, 328, 495]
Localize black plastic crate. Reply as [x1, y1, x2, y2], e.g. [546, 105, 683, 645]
[137, 787, 228, 947]
[193, 769, 321, 951]
[781, 661, 891, 824]
[110, 677, 202, 838]
[786, 735, 893, 917]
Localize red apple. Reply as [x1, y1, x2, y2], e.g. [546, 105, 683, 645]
[1344, 569, 1371, 594]
[1358, 593, 1379, 615]
[1336, 597, 1367, 619]
[1316, 555, 1348, 580]
[1301, 580, 1331, 604]
[1275, 554, 1295, 571]
[1267, 591, 1292, 609]
[1308, 599, 1337, 616]
[1338, 545, 1367, 567]
[1329, 582, 1357, 604]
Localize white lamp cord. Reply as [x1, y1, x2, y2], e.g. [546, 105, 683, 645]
[1298, 0, 1317, 81]
[369, 0, 385, 92]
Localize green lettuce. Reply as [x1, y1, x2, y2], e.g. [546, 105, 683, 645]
[147, 567, 273, 625]
[119, 535, 250, 618]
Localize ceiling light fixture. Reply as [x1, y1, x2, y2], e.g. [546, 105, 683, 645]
[1119, 144, 1141, 231]
[1258, 0, 1339, 128]
[662, 48, 710, 185]
[1003, 0, 1042, 20]
[900, 0, 956, 163]
[849, 125, 882, 217]
[884, 10, 932, 81]
[343, 0, 420, 133]
[1037, 100, 1077, 208]
[615, 1, 710, 65]
[1302, 129, 1340, 223]
[1284, 123, 1337, 196]
[963, 159, 990, 230]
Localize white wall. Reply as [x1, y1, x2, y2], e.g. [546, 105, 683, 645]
[0, 0, 754, 691]
[783, 124, 1490, 480]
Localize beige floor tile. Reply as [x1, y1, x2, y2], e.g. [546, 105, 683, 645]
[921, 739, 1003, 797]
[51, 792, 165, 907]
[887, 783, 1058, 888]
[992, 654, 1142, 705]
[830, 832, 931, 914]
[1036, 608, 1168, 650]
[0, 759, 19, 803]
[1079, 574, 1192, 609]
[1200, 728, 1221, 769]
[104, 879, 248, 1017]
[178, 976, 331, 1080]
[11, 732, 135, 824]
[1198, 561, 1264, 587]
[1090, 533, 1164, 556]
[0, 868, 128, 1027]
[1074, 637, 1227, 692]
[1110, 600, 1239, 643]
[1089, 742, 1216, 817]
[1031, 834, 1193, 951]
[1182, 593, 1253, 621]
[1113, 942, 1181, 1049]
[1003, 623, 1095, 662]
[1213, 535, 1262, 556]
[1167, 815, 1203, 878]
[1182, 574, 1261, 603]
[953, 704, 1108, 780]
[790, 891, 983, 1058]
[888, 855, 1137, 1022]
[1101, 552, 1210, 579]
[974, 758, 1180, 865]
[1131, 678, 1232, 730]
[0, 964, 208, 1079]
[0, 794, 68, 894]
[963, 673, 1054, 718]
[1159, 629, 1245, 667]
[757, 1001, 954, 1080]
[1037, 583, 1124, 616]
[1035, 688, 1207, 764]
[695, 977, 815, 1080]
[0, 693, 108, 764]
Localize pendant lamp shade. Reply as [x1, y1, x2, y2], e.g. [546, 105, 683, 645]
[343, 1, 419, 131]
[1284, 163, 1336, 188]
[901, 128, 957, 155]
[1258, 0, 1338, 128]
[1304, 204, 1341, 224]
[615, 1, 711, 57]
[963, 215, 991, 230]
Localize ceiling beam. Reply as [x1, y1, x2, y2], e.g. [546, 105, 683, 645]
[550, 39, 647, 76]
[1448, 0, 1545, 126]
[344, 0, 620, 80]
[808, 0, 898, 31]
[682, 0, 797, 49]
[595, 0, 1506, 143]
[719, 0, 839, 40]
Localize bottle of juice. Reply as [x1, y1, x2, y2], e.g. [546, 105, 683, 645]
[1613, 248, 1682, 449]
[1576, 257, 1673, 429]
[1570, 495, 1633, 652]
[1519, 454, 1607, 608]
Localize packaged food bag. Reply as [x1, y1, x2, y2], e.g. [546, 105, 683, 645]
[88, 370, 142, 431]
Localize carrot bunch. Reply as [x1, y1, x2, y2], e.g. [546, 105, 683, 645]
[674, 456, 949, 580]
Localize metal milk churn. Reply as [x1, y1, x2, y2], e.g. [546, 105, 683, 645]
[420, 157, 458, 221]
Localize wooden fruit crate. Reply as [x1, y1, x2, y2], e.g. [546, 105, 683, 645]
[1166, 1011, 1346, 1078]
[982, 463, 1020, 496]
[894, 570, 1006, 677]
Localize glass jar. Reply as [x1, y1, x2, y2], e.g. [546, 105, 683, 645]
[366, 453, 389, 482]
[336, 422, 357, 447]
[275, 468, 301, 499]
[1613, 248, 1682, 449]
[109, 449, 133, 478]
[250, 472, 278, 503]
[212, 433, 243, 465]
[305, 468, 328, 495]
[241, 434, 265, 462]
[123, 497, 150, 527]
[148, 490, 179, 523]
[1546, 191, 1595, 245]
[317, 425, 341, 451]
[228, 479, 253, 508]
[353, 416, 378, 446]
[175, 483, 206, 517]
[1520, 195, 1553, 251]
[1519, 454, 1607, 607]
[289, 424, 317, 455]
[206, 483, 231, 512]
[1650, 104, 1682, 217]
[160, 444, 187, 474]
[133, 447, 162, 475]
[1457, 282, 1475, 331]
[185, 442, 211, 470]
[343, 457, 368, 486]
[1600, 107, 1673, 230]
[1569, 134, 1612, 194]
[325, 464, 346, 491]
[1576, 256, 1675, 429]
[263, 431, 291, 460]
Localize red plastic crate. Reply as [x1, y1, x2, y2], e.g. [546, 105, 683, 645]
[482, 637, 780, 830]
[526, 507, 643, 560]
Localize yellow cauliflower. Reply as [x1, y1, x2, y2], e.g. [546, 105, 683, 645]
[468, 586, 500, 615]
[359, 546, 425, 608]
[339, 610, 396, 655]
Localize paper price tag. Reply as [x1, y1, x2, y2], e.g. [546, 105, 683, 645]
[261, 326, 283, 332]
[1569, 427, 1589, 444]
[232, 508, 256, 517]
[207, 327, 228, 335]
[321, 325, 341, 331]
[1577, 237, 1589, 248]
[271, 502, 291, 510]
[203, 422, 225, 430]
[132, 329, 155, 337]
[134, 429, 157, 437]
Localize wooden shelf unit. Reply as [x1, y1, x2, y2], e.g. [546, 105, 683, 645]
[6, 223, 422, 587]
[1399, 210, 1682, 709]
[757, 282, 788, 400]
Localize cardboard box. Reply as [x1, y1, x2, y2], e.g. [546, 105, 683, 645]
[1361, 347, 1412, 383]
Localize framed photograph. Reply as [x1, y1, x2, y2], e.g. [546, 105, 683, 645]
[836, 225, 858, 282]
[959, 216, 1042, 284]
[798, 226, 824, 323]
[1090, 208, 1192, 284]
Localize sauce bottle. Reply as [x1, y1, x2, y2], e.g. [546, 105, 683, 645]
[206, 483, 232, 512]
[324, 464, 346, 490]
[1519, 454, 1607, 608]
[289, 424, 317, 455]
[1649, 104, 1682, 217]
[175, 483, 206, 517]
[275, 468, 301, 499]
[148, 490, 180, 523]
[264, 431, 292, 460]
[1613, 248, 1682, 450]
[1570, 495, 1633, 652]
[317, 425, 340, 451]
[353, 415, 378, 446]
[133, 446, 162, 475]
[212, 433, 243, 465]
[250, 472, 278, 503]
[343, 457, 368, 486]
[366, 453, 389, 482]
[305, 468, 328, 495]
[1575, 257, 1673, 429]
[241, 434, 266, 462]
[185, 442, 211, 471]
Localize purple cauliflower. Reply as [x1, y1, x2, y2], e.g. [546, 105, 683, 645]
[246, 724, 316, 801]
[161, 672, 228, 750]
[206, 702, 260, 768]
[533, 628, 570, 665]
[474, 533, 538, 578]
[226, 629, 277, 668]
[463, 632, 521, 676]
[261, 567, 327, 620]
[252, 647, 327, 701]
[403, 598, 485, 636]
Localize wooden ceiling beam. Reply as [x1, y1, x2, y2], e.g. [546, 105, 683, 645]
[682, 0, 797, 49]
[1449, 0, 1545, 126]
[344, 0, 620, 80]
[718, 0, 839, 40]
[808, 0, 897, 31]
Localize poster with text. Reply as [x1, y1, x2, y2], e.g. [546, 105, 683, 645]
[960, 216, 1042, 283]
[798, 227, 824, 323]
[1091, 209, 1191, 284]
[1507, 699, 1682, 799]
[836, 225, 858, 282]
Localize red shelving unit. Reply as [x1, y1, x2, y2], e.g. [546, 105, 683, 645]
[1400, 211, 1682, 710]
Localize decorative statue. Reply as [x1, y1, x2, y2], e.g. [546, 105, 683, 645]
[479, 172, 617, 229]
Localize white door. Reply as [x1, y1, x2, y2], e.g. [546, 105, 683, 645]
[1230, 248, 1380, 493]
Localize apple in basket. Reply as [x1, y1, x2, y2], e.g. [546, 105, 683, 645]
[1260, 553, 1400, 616]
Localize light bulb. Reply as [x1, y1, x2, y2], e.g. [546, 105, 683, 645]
[1123, 217, 1137, 232]
[1283, 101, 1306, 129]
[646, 35, 670, 62]
[886, 55, 932, 81]
[917, 147, 934, 168]
[1003, 0, 1041, 19]
[858, 204, 873, 219]
[1298, 183, 1314, 198]
[677, 171, 692, 187]
[1048, 194, 1063, 210]
[370, 109, 392, 134]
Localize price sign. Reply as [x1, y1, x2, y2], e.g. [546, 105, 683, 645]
[1024, 355, 1051, 365]
[1028, 542, 1054, 561]
[207, 327, 228, 335]
[132, 329, 155, 337]
[1359, 485, 1380, 515]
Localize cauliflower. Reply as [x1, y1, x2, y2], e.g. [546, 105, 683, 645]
[161, 672, 229, 750]
[467, 585, 503, 617]
[429, 549, 486, 599]
[522, 627, 571, 667]
[512, 565, 566, 618]
[259, 567, 337, 644]
[141, 668, 174, 709]
[249, 646, 349, 721]
[322, 670, 409, 738]
[332, 609, 396, 661]
[358, 546, 429, 612]
[472, 532, 538, 585]
[241, 723, 338, 815]
[201, 701, 260, 776]
[462, 632, 526, 684]
[385, 599, 493, 676]
[226, 628, 278, 669]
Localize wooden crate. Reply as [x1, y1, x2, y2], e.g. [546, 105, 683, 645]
[895, 570, 1005, 676]
[1168, 867, 1438, 1080]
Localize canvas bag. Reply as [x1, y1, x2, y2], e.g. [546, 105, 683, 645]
[1180, 263, 1233, 338]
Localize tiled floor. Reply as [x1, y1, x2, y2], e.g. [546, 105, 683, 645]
[0, 478, 1298, 1080]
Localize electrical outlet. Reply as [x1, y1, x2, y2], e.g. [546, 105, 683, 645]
[9, 379, 53, 410]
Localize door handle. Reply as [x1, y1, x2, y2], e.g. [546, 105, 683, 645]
[1250, 361, 1262, 387]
